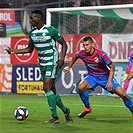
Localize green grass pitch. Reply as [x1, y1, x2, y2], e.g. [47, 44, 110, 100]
[0, 94, 133, 133]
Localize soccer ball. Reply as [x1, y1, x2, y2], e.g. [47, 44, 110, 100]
[14, 106, 28, 121]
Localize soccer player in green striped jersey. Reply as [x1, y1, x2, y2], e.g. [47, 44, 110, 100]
[6, 10, 73, 124]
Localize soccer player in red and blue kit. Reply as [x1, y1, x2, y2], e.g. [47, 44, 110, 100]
[64, 36, 133, 118]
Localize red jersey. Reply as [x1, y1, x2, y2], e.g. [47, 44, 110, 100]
[76, 48, 112, 77]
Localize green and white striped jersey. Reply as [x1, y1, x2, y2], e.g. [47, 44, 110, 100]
[29, 25, 62, 66]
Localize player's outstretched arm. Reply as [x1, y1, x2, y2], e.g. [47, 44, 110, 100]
[5, 42, 34, 54]
[63, 54, 78, 74]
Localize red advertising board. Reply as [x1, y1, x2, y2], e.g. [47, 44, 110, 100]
[10, 34, 102, 64]
[0, 10, 15, 26]
[11, 36, 38, 64]
[59, 34, 102, 64]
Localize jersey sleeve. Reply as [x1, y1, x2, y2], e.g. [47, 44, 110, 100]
[101, 50, 112, 65]
[128, 50, 133, 72]
[76, 50, 84, 58]
[76, 51, 80, 58]
[129, 50, 133, 62]
[49, 26, 62, 41]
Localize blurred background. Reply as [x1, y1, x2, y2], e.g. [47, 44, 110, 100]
[0, 0, 133, 37]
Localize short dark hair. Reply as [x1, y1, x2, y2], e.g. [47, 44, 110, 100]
[31, 10, 43, 17]
[83, 36, 93, 43]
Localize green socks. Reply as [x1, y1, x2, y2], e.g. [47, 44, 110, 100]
[46, 91, 67, 116]
[46, 90, 57, 117]
[55, 94, 67, 113]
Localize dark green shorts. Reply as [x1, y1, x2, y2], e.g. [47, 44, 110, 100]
[39, 65, 58, 80]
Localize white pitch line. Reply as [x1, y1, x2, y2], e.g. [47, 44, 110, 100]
[3, 100, 125, 108]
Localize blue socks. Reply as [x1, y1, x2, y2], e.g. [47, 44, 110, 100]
[79, 91, 90, 108]
[79, 91, 133, 115]
[123, 97, 133, 114]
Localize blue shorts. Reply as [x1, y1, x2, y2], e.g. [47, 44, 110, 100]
[84, 75, 120, 93]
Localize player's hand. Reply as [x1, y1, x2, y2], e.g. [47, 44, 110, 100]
[63, 66, 71, 74]
[105, 81, 114, 91]
[58, 59, 64, 69]
[5, 46, 15, 54]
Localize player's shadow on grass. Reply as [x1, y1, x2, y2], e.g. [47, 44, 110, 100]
[88, 117, 131, 124]
[52, 123, 89, 132]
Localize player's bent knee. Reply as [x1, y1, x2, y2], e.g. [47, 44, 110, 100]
[78, 84, 89, 93]
[78, 84, 84, 93]
[120, 93, 128, 100]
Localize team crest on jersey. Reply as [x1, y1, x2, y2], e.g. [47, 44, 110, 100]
[94, 57, 99, 63]
[42, 33, 46, 36]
